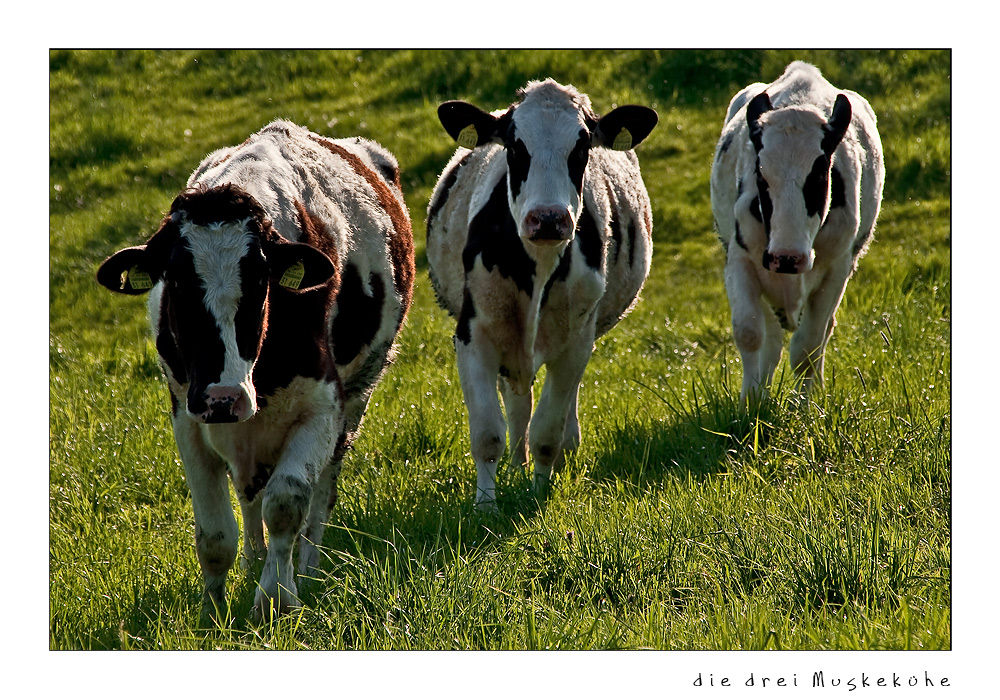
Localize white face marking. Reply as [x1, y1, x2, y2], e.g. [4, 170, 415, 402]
[179, 219, 259, 410]
[756, 108, 828, 257]
[507, 82, 591, 240]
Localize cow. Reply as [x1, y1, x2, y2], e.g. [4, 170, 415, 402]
[426, 78, 657, 509]
[96, 120, 415, 620]
[710, 61, 884, 405]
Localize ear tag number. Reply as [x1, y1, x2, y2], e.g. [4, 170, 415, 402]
[279, 260, 306, 289]
[126, 265, 153, 290]
[457, 124, 479, 149]
[612, 128, 633, 151]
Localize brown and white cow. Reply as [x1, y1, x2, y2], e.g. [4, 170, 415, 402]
[97, 120, 415, 620]
[426, 79, 657, 508]
[710, 61, 884, 404]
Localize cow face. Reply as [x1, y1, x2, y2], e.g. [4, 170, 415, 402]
[744, 91, 852, 274]
[97, 184, 336, 423]
[438, 79, 657, 249]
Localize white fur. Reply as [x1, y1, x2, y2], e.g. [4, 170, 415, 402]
[710, 61, 885, 403]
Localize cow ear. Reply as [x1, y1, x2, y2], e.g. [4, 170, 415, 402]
[97, 217, 180, 294]
[594, 105, 659, 151]
[97, 246, 159, 295]
[822, 93, 852, 156]
[267, 241, 337, 292]
[746, 91, 772, 152]
[437, 101, 505, 148]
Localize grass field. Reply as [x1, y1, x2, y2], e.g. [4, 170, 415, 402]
[49, 49, 950, 652]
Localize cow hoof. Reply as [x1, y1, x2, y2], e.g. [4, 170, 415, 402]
[251, 593, 302, 624]
[474, 498, 499, 515]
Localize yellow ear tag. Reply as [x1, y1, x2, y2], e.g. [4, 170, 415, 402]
[279, 260, 306, 289]
[457, 124, 479, 149]
[126, 265, 153, 290]
[612, 128, 633, 151]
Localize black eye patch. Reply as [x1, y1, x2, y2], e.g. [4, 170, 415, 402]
[506, 136, 531, 201]
[754, 158, 773, 234]
[567, 130, 590, 193]
[802, 154, 831, 218]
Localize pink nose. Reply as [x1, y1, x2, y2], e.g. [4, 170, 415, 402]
[524, 207, 574, 243]
[198, 385, 252, 423]
[762, 249, 813, 274]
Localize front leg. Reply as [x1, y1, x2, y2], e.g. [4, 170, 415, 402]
[171, 415, 237, 622]
[238, 495, 265, 571]
[725, 254, 782, 405]
[500, 377, 532, 473]
[254, 396, 339, 620]
[456, 337, 506, 510]
[530, 337, 592, 496]
[789, 259, 853, 395]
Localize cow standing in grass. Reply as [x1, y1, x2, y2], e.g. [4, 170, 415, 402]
[426, 79, 657, 508]
[97, 120, 415, 620]
[710, 61, 884, 404]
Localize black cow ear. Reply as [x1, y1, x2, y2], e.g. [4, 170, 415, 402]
[746, 91, 772, 152]
[437, 101, 506, 148]
[96, 245, 158, 295]
[267, 241, 337, 292]
[594, 105, 658, 150]
[822, 93, 852, 156]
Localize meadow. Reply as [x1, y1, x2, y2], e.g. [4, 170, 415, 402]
[48, 49, 950, 651]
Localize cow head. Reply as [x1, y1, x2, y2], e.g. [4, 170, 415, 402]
[437, 79, 657, 250]
[744, 91, 852, 274]
[97, 184, 336, 423]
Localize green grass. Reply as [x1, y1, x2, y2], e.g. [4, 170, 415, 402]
[49, 49, 950, 651]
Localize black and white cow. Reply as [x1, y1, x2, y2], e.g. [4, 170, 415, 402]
[97, 120, 415, 619]
[426, 79, 657, 508]
[710, 61, 884, 404]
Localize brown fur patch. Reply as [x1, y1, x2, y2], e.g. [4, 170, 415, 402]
[308, 136, 415, 316]
[293, 200, 342, 292]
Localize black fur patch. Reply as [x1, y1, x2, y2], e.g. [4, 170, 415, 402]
[717, 132, 734, 160]
[234, 245, 269, 363]
[456, 289, 476, 345]
[735, 221, 748, 251]
[576, 206, 603, 271]
[802, 154, 831, 218]
[830, 166, 846, 209]
[463, 178, 536, 296]
[160, 242, 227, 415]
[331, 263, 386, 366]
[427, 151, 471, 234]
[506, 123, 531, 202]
[567, 130, 590, 195]
[242, 463, 275, 503]
[754, 157, 773, 238]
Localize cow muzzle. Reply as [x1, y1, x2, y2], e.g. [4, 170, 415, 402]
[192, 384, 255, 423]
[522, 207, 574, 246]
[762, 248, 814, 274]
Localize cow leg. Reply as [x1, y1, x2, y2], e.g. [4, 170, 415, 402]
[172, 416, 237, 621]
[254, 411, 336, 620]
[529, 340, 592, 495]
[456, 339, 505, 509]
[726, 255, 780, 405]
[238, 495, 266, 571]
[500, 377, 532, 473]
[789, 261, 852, 395]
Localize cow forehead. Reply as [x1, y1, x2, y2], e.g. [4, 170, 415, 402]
[511, 81, 592, 150]
[177, 219, 259, 312]
[757, 108, 827, 178]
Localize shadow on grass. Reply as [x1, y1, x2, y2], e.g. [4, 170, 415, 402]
[585, 372, 779, 489]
